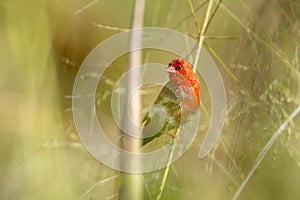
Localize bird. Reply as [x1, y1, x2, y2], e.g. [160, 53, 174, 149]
[141, 57, 200, 146]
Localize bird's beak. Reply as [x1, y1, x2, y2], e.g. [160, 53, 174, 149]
[166, 66, 176, 73]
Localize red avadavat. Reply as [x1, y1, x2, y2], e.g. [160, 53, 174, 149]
[142, 58, 200, 145]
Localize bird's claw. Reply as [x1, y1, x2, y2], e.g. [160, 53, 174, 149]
[167, 133, 179, 140]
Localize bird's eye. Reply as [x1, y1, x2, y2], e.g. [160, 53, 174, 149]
[175, 65, 182, 70]
[168, 63, 172, 67]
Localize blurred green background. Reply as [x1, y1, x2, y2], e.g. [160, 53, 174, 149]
[1, 0, 300, 199]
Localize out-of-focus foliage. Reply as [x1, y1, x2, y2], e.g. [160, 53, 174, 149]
[1, 0, 300, 199]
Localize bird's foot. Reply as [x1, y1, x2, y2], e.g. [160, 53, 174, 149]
[167, 133, 179, 140]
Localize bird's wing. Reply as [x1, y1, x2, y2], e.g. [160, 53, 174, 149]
[141, 82, 181, 145]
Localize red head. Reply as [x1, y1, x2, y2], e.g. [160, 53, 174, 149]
[166, 57, 200, 104]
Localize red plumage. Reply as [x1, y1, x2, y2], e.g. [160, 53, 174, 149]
[142, 58, 200, 145]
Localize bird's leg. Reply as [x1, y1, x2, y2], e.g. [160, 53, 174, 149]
[167, 127, 180, 141]
[167, 132, 179, 140]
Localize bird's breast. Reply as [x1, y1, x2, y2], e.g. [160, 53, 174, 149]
[174, 84, 199, 116]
